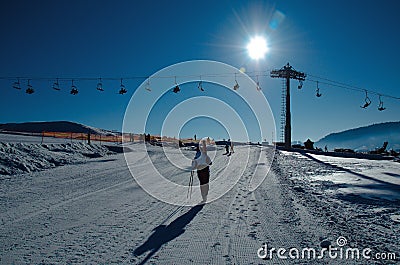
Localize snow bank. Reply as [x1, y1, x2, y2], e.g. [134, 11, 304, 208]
[0, 121, 116, 135]
[272, 150, 400, 260]
[0, 142, 117, 176]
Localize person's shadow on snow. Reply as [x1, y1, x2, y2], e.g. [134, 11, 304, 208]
[133, 204, 204, 264]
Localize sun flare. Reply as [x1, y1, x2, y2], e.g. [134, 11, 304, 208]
[247, 36, 268, 60]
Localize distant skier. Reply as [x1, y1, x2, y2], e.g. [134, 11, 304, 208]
[227, 139, 234, 156]
[191, 138, 212, 203]
[224, 143, 229, 155]
[194, 145, 201, 159]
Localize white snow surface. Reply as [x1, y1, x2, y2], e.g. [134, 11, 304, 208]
[0, 135, 399, 264]
[0, 142, 119, 176]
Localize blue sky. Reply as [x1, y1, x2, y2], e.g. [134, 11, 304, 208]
[0, 0, 399, 142]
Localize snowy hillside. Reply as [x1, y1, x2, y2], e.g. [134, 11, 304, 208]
[0, 135, 399, 264]
[0, 142, 121, 176]
[0, 121, 116, 135]
[0, 133, 123, 176]
[316, 121, 400, 151]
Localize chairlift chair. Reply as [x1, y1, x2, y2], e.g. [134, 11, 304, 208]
[26, 80, 34, 94]
[53, 79, 60, 91]
[13, 79, 21, 90]
[256, 81, 261, 91]
[70, 80, 78, 95]
[173, 85, 180, 93]
[119, 85, 127, 94]
[119, 79, 127, 94]
[378, 95, 386, 111]
[255, 76, 261, 91]
[145, 78, 151, 91]
[233, 73, 239, 90]
[70, 87, 78, 95]
[26, 88, 34, 94]
[360, 91, 371, 108]
[316, 81, 322, 97]
[97, 78, 104, 91]
[233, 81, 239, 90]
[172, 77, 180, 93]
[298, 80, 303, 89]
[198, 80, 204, 91]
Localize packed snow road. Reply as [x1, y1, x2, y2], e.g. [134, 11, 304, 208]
[1, 143, 399, 264]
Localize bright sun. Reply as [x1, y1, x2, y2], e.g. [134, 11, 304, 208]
[247, 36, 268, 60]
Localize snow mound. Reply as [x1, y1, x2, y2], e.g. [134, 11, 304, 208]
[0, 121, 116, 135]
[272, 149, 400, 259]
[0, 142, 117, 176]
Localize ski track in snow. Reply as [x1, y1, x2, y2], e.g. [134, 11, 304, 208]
[0, 140, 399, 264]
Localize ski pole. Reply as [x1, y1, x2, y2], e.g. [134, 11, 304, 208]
[187, 170, 194, 199]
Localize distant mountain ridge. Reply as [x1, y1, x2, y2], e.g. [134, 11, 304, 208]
[316, 121, 400, 151]
[0, 121, 116, 135]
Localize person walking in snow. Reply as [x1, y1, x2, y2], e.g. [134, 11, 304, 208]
[191, 138, 212, 203]
[226, 139, 234, 156]
[224, 142, 230, 155]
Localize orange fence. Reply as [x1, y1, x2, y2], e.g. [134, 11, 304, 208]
[40, 131, 197, 144]
[42, 131, 128, 143]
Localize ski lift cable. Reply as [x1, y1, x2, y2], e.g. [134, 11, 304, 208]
[306, 78, 399, 101]
[1, 69, 400, 101]
[307, 74, 400, 100]
[0, 69, 272, 82]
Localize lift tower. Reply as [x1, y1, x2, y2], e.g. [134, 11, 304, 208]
[270, 63, 306, 149]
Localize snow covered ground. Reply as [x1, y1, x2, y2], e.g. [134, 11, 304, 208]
[0, 133, 122, 176]
[0, 135, 399, 264]
[273, 151, 399, 263]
